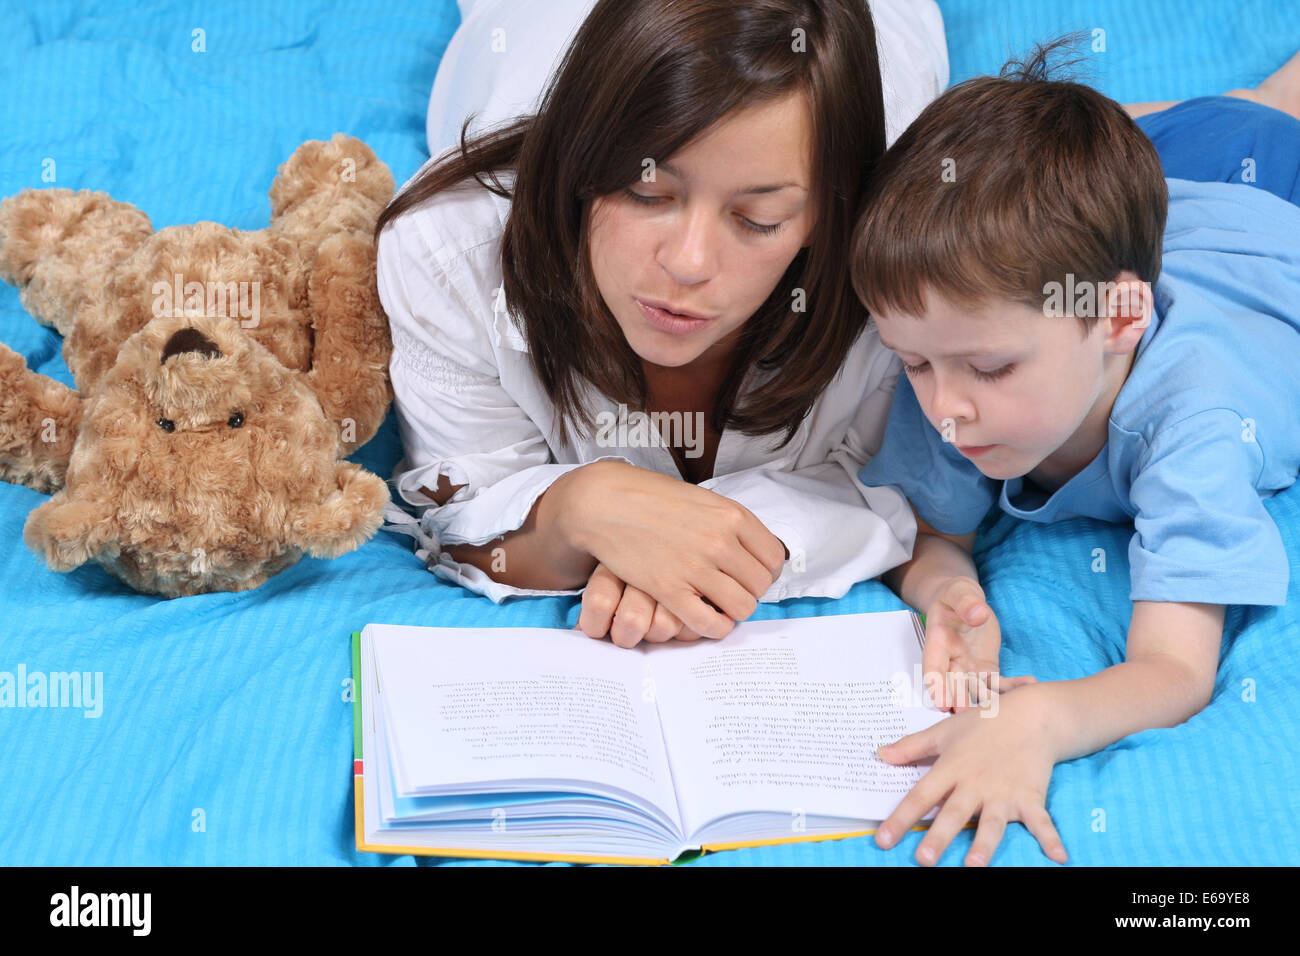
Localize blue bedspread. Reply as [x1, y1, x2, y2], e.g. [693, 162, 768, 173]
[1, 0, 1297, 866]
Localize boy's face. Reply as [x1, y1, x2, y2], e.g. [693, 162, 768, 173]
[872, 280, 1148, 483]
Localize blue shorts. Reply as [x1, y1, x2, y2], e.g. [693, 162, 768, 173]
[1137, 95, 1300, 207]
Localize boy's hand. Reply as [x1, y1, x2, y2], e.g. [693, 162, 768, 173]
[576, 562, 708, 647]
[874, 684, 1068, 866]
[923, 577, 1036, 712]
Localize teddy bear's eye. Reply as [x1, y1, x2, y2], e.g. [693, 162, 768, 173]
[157, 417, 175, 432]
[228, 411, 244, 429]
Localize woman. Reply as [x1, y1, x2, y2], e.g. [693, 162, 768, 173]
[377, 0, 949, 647]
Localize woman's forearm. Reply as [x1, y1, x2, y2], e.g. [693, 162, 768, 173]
[421, 469, 599, 591]
[882, 532, 981, 612]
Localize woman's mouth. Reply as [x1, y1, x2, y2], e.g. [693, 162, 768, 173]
[955, 444, 997, 457]
[636, 298, 715, 335]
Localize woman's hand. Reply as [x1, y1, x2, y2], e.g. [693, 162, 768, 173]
[922, 577, 1036, 712]
[575, 562, 706, 648]
[553, 461, 788, 640]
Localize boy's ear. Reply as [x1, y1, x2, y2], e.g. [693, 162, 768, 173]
[1103, 271, 1153, 350]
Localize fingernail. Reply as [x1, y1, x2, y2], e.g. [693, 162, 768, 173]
[918, 846, 935, 864]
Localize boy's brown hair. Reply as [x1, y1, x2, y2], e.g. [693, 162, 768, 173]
[850, 35, 1168, 337]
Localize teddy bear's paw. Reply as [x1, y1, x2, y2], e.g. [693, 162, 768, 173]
[269, 133, 395, 225]
[0, 342, 79, 493]
[23, 494, 114, 572]
[0, 188, 152, 291]
[0, 189, 77, 286]
[0, 460, 63, 496]
[0, 338, 28, 390]
[288, 462, 390, 560]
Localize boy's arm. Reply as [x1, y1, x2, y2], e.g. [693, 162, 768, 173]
[874, 598, 1225, 866]
[882, 502, 1021, 709]
[1034, 599, 1225, 761]
[881, 503, 979, 610]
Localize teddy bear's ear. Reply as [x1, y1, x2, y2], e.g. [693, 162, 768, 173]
[284, 462, 390, 560]
[23, 492, 117, 572]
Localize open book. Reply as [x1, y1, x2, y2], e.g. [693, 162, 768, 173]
[352, 610, 947, 865]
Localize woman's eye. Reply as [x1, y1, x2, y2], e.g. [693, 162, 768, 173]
[739, 216, 784, 236]
[624, 188, 662, 206]
[902, 361, 929, 375]
[622, 188, 784, 236]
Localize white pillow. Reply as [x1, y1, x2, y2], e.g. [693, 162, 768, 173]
[427, 0, 949, 158]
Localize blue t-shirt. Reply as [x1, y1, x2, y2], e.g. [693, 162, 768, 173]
[857, 179, 1300, 606]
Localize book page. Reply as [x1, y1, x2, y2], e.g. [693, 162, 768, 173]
[366, 623, 681, 833]
[642, 611, 946, 839]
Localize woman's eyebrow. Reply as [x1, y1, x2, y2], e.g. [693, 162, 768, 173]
[657, 160, 805, 195]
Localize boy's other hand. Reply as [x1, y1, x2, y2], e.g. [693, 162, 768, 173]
[922, 577, 1036, 712]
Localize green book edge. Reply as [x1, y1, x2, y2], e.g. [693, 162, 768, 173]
[352, 630, 362, 765]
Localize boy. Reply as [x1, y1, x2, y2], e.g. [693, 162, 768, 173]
[851, 49, 1300, 867]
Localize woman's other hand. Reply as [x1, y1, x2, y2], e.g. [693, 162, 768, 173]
[555, 460, 788, 639]
[575, 562, 707, 647]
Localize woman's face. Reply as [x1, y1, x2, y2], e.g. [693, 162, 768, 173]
[588, 91, 818, 371]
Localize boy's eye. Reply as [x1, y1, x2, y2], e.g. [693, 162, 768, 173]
[901, 360, 1015, 382]
[973, 364, 1015, 381]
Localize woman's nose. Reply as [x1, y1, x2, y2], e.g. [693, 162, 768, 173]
[657, 203, 720, 284]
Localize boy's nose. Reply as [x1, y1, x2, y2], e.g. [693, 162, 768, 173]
[929, 382, 975, 435]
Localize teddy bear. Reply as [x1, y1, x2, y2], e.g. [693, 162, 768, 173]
[0, 133, 397, 598]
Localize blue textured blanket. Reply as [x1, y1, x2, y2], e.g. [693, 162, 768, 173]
[0, 0, 1296, 866]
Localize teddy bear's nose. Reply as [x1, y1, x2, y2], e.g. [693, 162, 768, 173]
[160, 327, 223, 365]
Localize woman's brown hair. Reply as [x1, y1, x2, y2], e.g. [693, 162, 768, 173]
[375, 0, 886, 448]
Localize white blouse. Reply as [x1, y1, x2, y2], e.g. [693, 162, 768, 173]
[378, 0, 950, 602]
[428, 0, 951, 157]
[376, 170, 917, 603]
